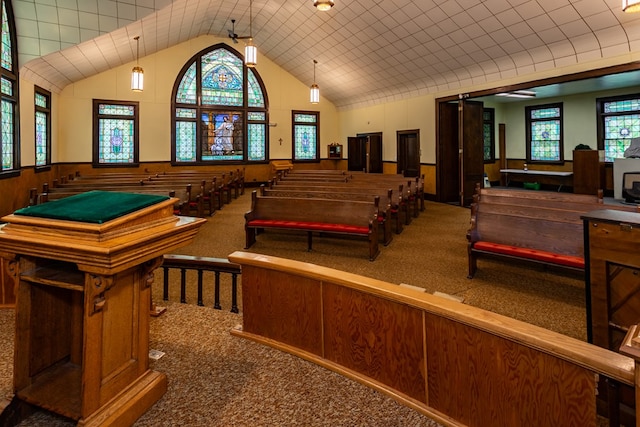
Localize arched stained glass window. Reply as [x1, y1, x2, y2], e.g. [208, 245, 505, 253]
[172, 44, 268, 164]
[0, 0, 18, 175]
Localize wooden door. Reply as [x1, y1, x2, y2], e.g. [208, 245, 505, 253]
[368, 134, 383, 173]
[437, 102, 459, 203]
[459, 100, 485, 206]
[347, 136, 366, 172]
[397, 130, 420, 177]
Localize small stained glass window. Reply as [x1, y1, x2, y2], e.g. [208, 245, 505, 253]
[292, 111, 319, 162]
[526, 103, 563, 162]
[599, 95, 640, 162]
[94, 101, 139, 166]
[0, 0, 17, 174]
[35, 87, 51, 168]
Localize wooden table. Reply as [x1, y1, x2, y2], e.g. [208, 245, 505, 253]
[0, 192, 205, 426]
[500, 168, 573, 191]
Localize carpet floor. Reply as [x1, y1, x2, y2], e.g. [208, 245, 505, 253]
[0, 190, 589, 426]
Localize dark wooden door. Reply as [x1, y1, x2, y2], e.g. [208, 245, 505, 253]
[348, 136, 366, 172]
[459, 100, 485, 206]
[367, 134, 383, 173]
[437, 102, 459, 203]
[397, 130, 420, 177]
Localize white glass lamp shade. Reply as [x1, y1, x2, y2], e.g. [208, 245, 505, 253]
[131, 66, 144, 91]
[624, 0, 640, 11]
[310, 84, 320, 104]
[314, 0, 334, 11]
[245, 39, 257, 67]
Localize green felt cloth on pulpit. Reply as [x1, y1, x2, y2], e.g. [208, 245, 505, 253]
[13, 190, 170, 224]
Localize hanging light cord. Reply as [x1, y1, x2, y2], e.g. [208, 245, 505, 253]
[135, 36, 140, 64]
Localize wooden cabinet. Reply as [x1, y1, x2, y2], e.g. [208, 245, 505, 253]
[582, 209, 640, 422]
[573, 150, 603, 195]
[0, 193, 205, 426]
[328, 143, 342, 159]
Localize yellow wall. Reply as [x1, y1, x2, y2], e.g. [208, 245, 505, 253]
[21, 35, 340, 167]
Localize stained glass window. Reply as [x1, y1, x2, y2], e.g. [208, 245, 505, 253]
[172, 44, 269, 164]
[93, 100, 139, 166]
[0, 0, 17, 174]
[35, 87, 51, 167]
[526, 103, 563, 162]
[293, 111, 319, 161]
[599, 95, 640, 162]
[1, 1, 11, 71]
[483, 108, 495, 162]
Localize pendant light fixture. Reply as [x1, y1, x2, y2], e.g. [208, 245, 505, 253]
[310, 60, 319, 104]
[245, 0, 257, 67]
[131, 36, 143, 91]
[623, 0, 640, 12]
[314, 0, 334, 11]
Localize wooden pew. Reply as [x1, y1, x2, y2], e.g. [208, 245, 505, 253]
[259, 186, 394, 246]
[244, 190, 380, 261]
[467, 185, 640, 278]
[269, 180, 409, 232]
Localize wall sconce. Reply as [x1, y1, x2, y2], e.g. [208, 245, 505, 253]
[310, 60, 319, 104]
[623, 0, 640, 12]
[131, 36, 143, 92]
[314, 0, 334, 11]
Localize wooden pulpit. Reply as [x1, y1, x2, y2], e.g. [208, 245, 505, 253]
[0, 191, 206, 426]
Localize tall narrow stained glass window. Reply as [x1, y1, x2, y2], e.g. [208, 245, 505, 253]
[172, 44, 269, 164]
[35, 87, 51, 167]
[597, 95, 640, 162]
[526, 103, 563, 162]
[292, 111, 319, 161]
[93, 100, 139, 165]
[483, 108, 495, 162]
[0, 0, 17, 174]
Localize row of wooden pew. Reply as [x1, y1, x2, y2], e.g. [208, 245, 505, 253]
[244, 169, 425, 260]
[28, 169, 245, 217]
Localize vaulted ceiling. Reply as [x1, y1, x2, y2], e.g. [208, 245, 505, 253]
[13, 0, 640, 110]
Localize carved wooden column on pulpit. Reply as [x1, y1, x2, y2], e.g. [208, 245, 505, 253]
[0, 191, 205, 426]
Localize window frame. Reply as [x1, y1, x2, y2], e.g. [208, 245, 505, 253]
[525, 102, 564, 164]
[92, 99, 140, 167]
[170, 43, 269, 165]
[291, 110, 319, 163]
[0, 0, 19, 178]
[34, 86, 51, 170]
[483, 107, 495, 163]
[596, 93, 640, 163]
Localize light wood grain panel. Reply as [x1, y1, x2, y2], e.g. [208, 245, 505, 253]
[241, 266, 323, 356]
[323, 283, 426, 403]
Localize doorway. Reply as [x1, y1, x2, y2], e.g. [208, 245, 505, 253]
[397, 130, 420, 177]
[348, 133, 383, 173]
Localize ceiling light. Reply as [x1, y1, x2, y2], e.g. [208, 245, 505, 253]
[623, 0, 640, 12]
[496, 90, 536, 99]
[131, 36, 143, 92]
[245, 0, 257, 67]
[310, 60, 319, 104]
[314, 0, 334, 11]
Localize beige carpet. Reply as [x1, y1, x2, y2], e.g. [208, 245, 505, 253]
[0, 189, 588, 426]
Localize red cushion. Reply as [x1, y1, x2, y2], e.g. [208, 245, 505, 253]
[248, 219, 369, 234]
[472, 241, 584, 269]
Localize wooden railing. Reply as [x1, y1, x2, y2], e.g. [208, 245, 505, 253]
[228, 250, 636, 427]
[161, 254, 240, 313]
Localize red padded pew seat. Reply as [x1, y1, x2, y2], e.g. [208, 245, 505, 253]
[247, 219, 369, 235]
[472, 241, 584, 269]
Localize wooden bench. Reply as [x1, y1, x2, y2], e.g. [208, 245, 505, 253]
[259, 186, 394, 246]
[467, 185, 639, 278]
[269, 180, 409, 232]
[244, 190, 380, 261]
